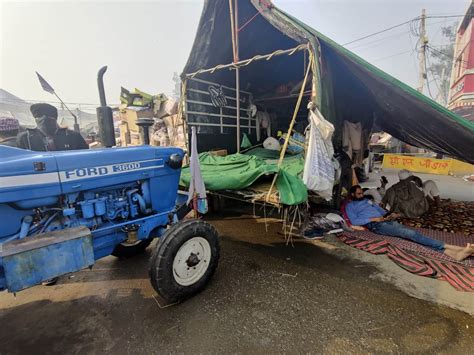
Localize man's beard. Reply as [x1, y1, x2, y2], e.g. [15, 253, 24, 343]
[36, 117, 58, 136]
[354, 196, 365, 201]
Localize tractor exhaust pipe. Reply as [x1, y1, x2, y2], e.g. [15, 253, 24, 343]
[136, 118, 154, 145]
[96, 66, 116, 147]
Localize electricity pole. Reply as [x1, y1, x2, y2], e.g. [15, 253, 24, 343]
[417, 8, 428, 93]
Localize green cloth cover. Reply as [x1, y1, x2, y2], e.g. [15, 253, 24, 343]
[241, 133, 252, 149]
[180, 149, 307, 205]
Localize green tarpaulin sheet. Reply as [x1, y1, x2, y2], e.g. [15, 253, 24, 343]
[180, 148, 307, 205]
[241, 133, 252, 149]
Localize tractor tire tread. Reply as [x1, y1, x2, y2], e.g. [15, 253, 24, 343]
[149, 219, 219, 303]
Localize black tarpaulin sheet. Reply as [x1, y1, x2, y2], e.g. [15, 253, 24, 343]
[183, 0, 474, 163]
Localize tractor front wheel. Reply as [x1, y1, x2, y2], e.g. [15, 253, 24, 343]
[149, 219, 220, 303]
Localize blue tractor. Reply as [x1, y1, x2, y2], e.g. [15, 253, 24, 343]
[0, 68, 220, 303]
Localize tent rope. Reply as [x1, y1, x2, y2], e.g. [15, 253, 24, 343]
[186, 44, 308, 79]
[265, 50, 314, 203]
[238, 1, 272, 33]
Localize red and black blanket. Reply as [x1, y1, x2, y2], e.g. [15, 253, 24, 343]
[338, 228, 474, 292]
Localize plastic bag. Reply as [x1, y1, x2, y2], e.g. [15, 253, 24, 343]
[303, 106, 335, 200]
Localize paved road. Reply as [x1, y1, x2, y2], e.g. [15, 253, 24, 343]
[0, 216, 473, 354]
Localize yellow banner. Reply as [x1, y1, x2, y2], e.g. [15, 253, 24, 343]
[382, 154, 452, 175]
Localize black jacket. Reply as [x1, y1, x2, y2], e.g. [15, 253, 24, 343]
[17, 128, 88, 151]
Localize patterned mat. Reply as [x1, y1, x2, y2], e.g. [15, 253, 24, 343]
[400, 200, 474, 236]
[339, 229, 474, 291]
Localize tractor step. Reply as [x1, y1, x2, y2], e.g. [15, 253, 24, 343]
[0, 226, 94, 292]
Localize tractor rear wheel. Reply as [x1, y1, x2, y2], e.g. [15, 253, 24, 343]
[149, 219, 220, 303]
[112, 238, 153, 258]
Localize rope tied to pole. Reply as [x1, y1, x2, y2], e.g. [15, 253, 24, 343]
[265, 49, 314, 203]
[187, 44, 308, 79]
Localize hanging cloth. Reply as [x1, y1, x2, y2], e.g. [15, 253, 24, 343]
[255, 111, 272, 142]
[342, 121, 362, 161]
[187, 126, 208, 214]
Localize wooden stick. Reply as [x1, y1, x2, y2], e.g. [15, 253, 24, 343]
[265, 52, 314, 203]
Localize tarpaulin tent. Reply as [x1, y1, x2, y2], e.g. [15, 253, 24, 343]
[181, 0, 474, 164]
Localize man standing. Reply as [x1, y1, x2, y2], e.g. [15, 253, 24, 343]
[0, 117, 20, 147]
[346, 185, 473, 261]
[17, 103, 88, 151]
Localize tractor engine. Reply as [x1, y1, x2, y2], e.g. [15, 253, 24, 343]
[18, 181, 153, 235]
[0, 145, 184, 242]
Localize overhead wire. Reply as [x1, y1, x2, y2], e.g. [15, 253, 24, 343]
[426, 15, 465, 19]
[348, 15, 460, 86]
[344, 15, 463, 47]
[0, 97, 120, 107]
[341, 13, 462, 92]
[347, 19, 459, 55]
[349, 29, 413, 50]
[371, 49, 413, 62]
[343, 19, 414, 46]
[430, 16, 447, 44]
[407, 32, 420, 73]
[352, 17, 457, 68]
[427, 44, 468, 65]
[410, 17, 421, 37]
[426, 52, 443, 95]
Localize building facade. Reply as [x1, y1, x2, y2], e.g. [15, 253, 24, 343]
[448, 1, 474, 122]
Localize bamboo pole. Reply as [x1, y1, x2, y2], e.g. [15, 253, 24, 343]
[236, 1, 241, 153]
[228, 0, 241, 153]
[265, 52, 314, 203]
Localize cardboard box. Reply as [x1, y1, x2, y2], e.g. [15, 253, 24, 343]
[119, 108, 154, 132]
[118, 108, 154, 146]
[155, 98, 178, 119]
[209, 149, 227, 157]
[163, 114, 187, 150]
[119, 122, 131, 146]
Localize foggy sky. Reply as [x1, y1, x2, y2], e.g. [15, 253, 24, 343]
[0, 0, 468, 109]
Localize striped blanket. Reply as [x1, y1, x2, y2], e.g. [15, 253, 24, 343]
[338, 229, 474, 292]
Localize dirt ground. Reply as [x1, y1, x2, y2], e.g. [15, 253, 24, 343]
[0, 214, 473, 354]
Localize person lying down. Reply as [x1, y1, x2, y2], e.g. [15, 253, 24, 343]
[346, 185, 474, 262]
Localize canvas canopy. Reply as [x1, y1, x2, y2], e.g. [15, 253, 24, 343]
[183, 0, 474, 163]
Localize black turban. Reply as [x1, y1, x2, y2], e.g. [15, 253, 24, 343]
[30, 103, 58, 119]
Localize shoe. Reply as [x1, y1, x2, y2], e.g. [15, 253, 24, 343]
[303, 228, 325, 240]
[41, 277, 59, 286]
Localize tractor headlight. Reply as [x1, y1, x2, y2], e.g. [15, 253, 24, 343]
[167, 153, 183, 169]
